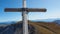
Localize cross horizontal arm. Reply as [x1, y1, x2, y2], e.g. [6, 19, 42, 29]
[5, 8, 47, 12]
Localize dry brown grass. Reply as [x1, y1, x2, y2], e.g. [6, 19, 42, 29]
[13, 21, 60, 34]
[28, 21, 60, 34]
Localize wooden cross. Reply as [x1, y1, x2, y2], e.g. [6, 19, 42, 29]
[4, 0, 47, 34]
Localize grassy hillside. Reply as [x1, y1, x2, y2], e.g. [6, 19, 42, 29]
[0, 21, 60, 34]
[11, 21, 60, 34]
[28, 21, 60, 34]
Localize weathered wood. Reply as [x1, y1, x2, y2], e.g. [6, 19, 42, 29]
[5, 8, 46, 12]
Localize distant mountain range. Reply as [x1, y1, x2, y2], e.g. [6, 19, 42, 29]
[32, 18, 60, 22]
[0, 21, 16, 25]
[31, 18, 60, 24]
[54, 20, 60, 24]
[0, 18, 60, 24]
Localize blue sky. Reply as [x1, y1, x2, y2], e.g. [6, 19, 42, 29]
[0, 0, 60, 22]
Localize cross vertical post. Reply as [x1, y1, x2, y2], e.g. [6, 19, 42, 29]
[22, 0, 28, 34]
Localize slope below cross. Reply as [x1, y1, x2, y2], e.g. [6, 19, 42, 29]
[4, 0, 47, 34]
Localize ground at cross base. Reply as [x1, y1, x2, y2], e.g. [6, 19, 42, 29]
[0, 21, 60, 34]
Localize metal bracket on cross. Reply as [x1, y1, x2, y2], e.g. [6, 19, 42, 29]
[4, 0, 47, 34]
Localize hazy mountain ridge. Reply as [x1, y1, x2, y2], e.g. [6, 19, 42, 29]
[32, 18, 60, 22]
[53, 20, 60, 24]
[31, 18, 60, 24]
[0, 18, 60, 24]
[0, 21, 16, 25]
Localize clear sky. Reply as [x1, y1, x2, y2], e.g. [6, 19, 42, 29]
[0, 0, 60, 22]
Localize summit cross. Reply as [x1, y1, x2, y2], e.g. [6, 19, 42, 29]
[4, 0, 47, 34]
